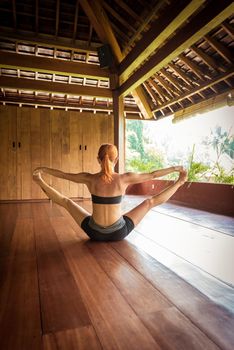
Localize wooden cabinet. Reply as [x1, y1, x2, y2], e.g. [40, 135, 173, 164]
[0, 106, 17, 199]
[0, 106, 113, 200]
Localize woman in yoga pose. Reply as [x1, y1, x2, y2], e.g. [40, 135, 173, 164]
[33, 143, 187, 241]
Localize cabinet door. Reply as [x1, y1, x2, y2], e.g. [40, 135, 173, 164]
[33, 108, 51, 199]
[0, 106, 17, 200]
[51, 110, 84, 199]
[17, 107, 32, 199]
[16, 107, 51, 200]
[69, 111, 83, 198]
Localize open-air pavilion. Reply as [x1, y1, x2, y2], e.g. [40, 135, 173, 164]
[0, 1, 233, 349]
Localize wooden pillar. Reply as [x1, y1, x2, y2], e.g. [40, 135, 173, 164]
[113, 90, 125, 173]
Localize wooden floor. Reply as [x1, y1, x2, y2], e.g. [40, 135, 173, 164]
[0, 200, 234, 350]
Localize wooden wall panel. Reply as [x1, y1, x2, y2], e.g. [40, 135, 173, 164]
[8, 107, 17, 199]
[51, 110, 63, 194]
[61, 111, 71, 198]
[31, 108, 41, 199]
[17, 108, 32, 199]
[0, 107, 9, 199]
[69, 112, 83, 198]
[40, 109, 51, 199]
[0, 106, 17, 199]
[0, 106, 114, 201]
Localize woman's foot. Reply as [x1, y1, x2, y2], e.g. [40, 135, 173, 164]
[177, 170, 188, 186]
[33, 169, 42, 183]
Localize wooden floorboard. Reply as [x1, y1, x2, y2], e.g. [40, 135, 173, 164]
[0, 216, 41, 350]
[32, 204, 91, 334]
[111, 240, 234, 350]
[51, 215, 160, 350]
[0, 203, 18, 258]
[43, 325, 102, 350]
[0, 201, 234, 350]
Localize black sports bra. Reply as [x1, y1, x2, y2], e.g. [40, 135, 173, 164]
[91, 194, 122, 204]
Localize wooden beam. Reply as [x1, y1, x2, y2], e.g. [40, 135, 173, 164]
[160, 68, 183, 92]
[118, 1, 234, 97]
[152, 68, 234, 112]
[122, 0, 167, 55]
[88, 24, 93, 47]
[148, 78, 168, 102]
[113, 90, 125, 173]
[0, 76, 112, 98]
[35, 0, 39, 34]
[204, 34, 233, 64]
[155, 75, 179, 97]
[73, 0, 79, 40]
[0, 30, 99, 52]
[131, 86, 154, 119]
[0, 97, 114, 110]
[221, 21, 234, 39]
[55, 0, 60, 37]
[80, 0, 153, 119]
[190, 45, 225, 72]
[179, 54, 209, 80]
[12, 0, 17, 29]
[102, 2, 136, 34]
[114, 0, 143, 23]
[0, 96, 139, 113]
[119, 0, 205, 84]
[143, 82, 161, 107]
[79, 0, 122, 62]
[167, 63, 193, 87]
[0, 51, 109, 80]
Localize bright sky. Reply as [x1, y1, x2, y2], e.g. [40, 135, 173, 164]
[145, 105, 233, 147]
[144, 105, 234, 167]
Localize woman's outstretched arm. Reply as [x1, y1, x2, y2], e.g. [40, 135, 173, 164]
[123, 166, 184, 185]
[33, 167, 90, 184]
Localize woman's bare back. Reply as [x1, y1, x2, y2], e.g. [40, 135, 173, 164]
[86, 172, 127, 227]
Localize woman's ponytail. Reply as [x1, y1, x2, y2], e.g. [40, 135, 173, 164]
[98, 144, 118, 184]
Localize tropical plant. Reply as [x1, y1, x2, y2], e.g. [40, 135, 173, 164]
[187, 144, 210, 182]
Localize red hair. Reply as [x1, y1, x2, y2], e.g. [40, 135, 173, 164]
[98, 144, 118, 183]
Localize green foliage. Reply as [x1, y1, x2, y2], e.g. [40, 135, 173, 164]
[126, 121, 234, 185]
[126, 120, 165, 173]
[212, 165, 234, 184]
[187, 144, 209, 182]
[127, 120, 145, 159]
[126, 154, 164, 173]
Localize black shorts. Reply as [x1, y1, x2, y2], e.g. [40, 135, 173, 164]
[81, 215, 135, 241]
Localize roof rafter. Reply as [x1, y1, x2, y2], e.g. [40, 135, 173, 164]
[179, 54, 210, 80]
[12, 0, 17, 29]
[73, 0, 80, 40]
[119, 0, 205, 84]
[123, 0, 165, 55]
[204, 34, 233, 64]
[152, 68, 234, 113]
[79, 0, 153, 119]
[118, 0, 234, 97]
[167, 63, 193, 88]
[190, 45, 225, 72]
[221, 21, 234, 39]
[35, 0, 39, 34]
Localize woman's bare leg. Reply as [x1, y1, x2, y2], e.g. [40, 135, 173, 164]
[33, 171, 90, 226]
[124, 171, 187, 226]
